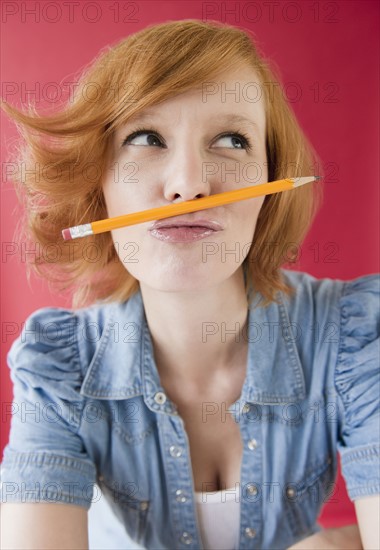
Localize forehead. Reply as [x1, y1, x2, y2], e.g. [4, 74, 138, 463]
[192, 63, 263, 92]
[124, 65, 266, 128]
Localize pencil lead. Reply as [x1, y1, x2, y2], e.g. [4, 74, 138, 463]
[313, 175, 323, 180]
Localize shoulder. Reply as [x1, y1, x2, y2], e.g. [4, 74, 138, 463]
[323, 273, 380, 501]
[2, 305, 108, 508]
[334, 273, 379, 409]
[279, 267, 379, 349]
[7, 306, 79, 375]
[280, 268, 379, 322]
[278, 269, 379, 395]
[7, 301, 118, 390]
[281, 267, 379, 295]
[7, 294, 144, 398]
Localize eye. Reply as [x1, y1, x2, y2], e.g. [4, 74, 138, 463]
[213, 132, 252, 151]
[121, 127, 164, 147]
[120, 127, 252, 151]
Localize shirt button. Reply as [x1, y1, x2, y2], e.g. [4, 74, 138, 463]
[245, 527, 257, 538]
[180, 531, 193, 545]
[154, 391, 167, 405]
[140, 501, 149, 511]
[175, 489, 187, 503]
[247, 484, 258, 496]
[98, 475, 104, 481]
[169, 445, 182, 458]
[286, 487, 296, 498]
[247, 438, 258, 450]
[242, 403, 251, 413]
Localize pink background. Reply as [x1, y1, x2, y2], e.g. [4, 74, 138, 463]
[1, 0, 379, 528]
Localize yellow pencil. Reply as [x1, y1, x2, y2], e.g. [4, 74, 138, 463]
[62, 176, 320, 240]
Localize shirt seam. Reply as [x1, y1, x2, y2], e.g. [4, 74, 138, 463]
[2, 451, 95, 475]
[333, 279, 349, 433]
[340, 444, 380, 464]
[3, 492, 91, 508]
[349, 485, 380, 499]
[71, 310, 88, 436]
[77, 309, 114, 397]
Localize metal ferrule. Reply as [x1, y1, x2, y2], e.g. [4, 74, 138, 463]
[70, 223, 93, 239]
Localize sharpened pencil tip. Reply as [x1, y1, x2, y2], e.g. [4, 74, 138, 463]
[313, 175, 322, 180]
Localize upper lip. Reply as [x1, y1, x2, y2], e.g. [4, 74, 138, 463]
[149, 217, 224, 231]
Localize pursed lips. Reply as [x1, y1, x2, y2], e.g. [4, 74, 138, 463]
[148, 219, 224, 231]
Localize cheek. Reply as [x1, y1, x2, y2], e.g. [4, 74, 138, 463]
[101, 175, 117, 215]
[239, 196, 265, 226]
[101, 175, 135, 217]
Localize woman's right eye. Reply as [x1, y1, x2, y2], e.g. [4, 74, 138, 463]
[122, 129, 164, 147]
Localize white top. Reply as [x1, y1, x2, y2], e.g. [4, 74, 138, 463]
[194, 487, 240, 550]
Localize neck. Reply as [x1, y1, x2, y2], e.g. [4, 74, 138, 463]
[139, 266, 250, 385]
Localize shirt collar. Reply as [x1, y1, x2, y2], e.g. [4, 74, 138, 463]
[80, 286, 306, 405]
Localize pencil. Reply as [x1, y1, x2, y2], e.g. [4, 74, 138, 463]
[62, 176, 320, 240]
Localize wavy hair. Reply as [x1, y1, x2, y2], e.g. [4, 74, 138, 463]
[1, 19, 323, 308]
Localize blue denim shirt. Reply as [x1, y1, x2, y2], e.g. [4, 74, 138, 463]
[1, 269, 379, 550]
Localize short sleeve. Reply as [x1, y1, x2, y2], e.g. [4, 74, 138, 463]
[335, 274, 380, 500]
[0, 307, 96, 509]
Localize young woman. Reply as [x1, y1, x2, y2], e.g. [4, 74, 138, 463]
[1, 19, 378, 550]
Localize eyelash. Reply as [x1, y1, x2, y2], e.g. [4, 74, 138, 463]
[121, 126, 253, 151]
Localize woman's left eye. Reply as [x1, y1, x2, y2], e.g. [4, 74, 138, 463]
[214, 132, 252, 151]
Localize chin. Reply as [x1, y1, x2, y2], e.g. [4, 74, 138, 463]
[138, 267, 227, 294]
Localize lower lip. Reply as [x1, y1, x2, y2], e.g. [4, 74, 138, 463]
[149, 226, 218, 243]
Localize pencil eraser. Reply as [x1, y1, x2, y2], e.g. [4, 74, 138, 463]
[62, 228, 72, 241]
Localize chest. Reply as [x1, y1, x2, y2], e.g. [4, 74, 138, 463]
[92, 393, 336, 550]
[160, 363, 247, 493]
[177, 399, 244, 492]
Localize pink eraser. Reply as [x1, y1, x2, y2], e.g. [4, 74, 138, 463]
[62, 228, 72, 241]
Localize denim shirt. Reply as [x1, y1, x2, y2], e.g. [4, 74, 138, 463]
[1, 269, 379, 550]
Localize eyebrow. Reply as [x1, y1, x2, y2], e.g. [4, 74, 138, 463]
[124, 111, 259, 131]
[216, 114, 259, 131]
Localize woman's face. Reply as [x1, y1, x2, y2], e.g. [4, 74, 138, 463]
[102, 64, 268, 292]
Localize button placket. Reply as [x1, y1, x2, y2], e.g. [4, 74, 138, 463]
[159, 414, 201, 549]
[175, 489, 187, 503]
[152, 390, 178, 415]
[248, 438, 258, 450]
[180, 531, 193, 545]
[238, 415, 263, 549]
[247, 484, 258, 496]
[245, 527, 257, 539]
[154, 391, 167, 405]
[144, 325, 199, 547]
[242, 403, 251, 414]
[169, 445, 183, 458]
[286, 487, 296, 499]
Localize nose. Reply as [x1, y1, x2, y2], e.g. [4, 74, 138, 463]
[162, 139, 212, 203]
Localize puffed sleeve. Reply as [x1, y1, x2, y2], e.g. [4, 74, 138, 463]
[335, 274, 380, 500]
[0, 307, 96, 509]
